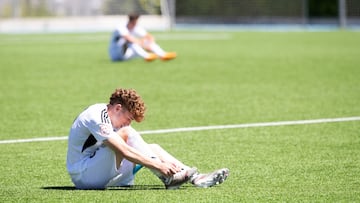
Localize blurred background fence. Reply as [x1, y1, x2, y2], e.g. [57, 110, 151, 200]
[0, 0, 359, 32]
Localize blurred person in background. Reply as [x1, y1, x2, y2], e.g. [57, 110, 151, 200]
[108, 14, 176, 62]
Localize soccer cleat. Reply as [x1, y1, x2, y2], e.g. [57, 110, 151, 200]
[162, 167, 198, 190]
[160, 52, 177, 61]
[144, 53, 158, 62]
[191, 168, 229, 188]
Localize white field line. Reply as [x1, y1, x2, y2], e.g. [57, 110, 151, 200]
[1, 116, 359, 144]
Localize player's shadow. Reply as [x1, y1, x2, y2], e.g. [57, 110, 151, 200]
[108, 185, 165, 190]
[42, 186, 77, 190]
[42, 185, 184, 190]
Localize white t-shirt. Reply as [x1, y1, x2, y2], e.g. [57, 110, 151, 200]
[115, 24, 148, 46]
[66, 103, 118, 175]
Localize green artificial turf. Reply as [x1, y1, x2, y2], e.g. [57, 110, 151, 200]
[0, 30, 359, 202]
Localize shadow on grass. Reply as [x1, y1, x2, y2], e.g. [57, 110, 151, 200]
[42, 186, 77, 190]
[42, 185, 185, 190]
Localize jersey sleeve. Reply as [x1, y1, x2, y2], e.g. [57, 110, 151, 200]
[87, 108, 117, 142]
[116, 25, 130, 37]
[89, 122, 117, 142]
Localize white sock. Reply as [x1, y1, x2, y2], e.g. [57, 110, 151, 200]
[127, 43, 150, 58]
[149, 43, 166, 57]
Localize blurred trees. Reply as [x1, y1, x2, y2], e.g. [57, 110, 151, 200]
[176, 0, 340, 17]
[1, 0, 51, 18]
[103, 0, 161, 15]
[308, 0, 338, 17]
[20, 0, 52, 17]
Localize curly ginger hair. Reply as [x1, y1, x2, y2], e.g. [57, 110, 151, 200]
[109, 88, 146, 122]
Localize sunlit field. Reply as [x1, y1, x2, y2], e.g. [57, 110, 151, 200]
[0, 30, 359, 202]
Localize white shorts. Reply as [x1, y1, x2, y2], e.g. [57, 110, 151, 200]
[70, 146, 135, 189]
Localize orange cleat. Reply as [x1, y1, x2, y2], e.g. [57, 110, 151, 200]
[144, 53, 158, 62]
[161, 52, 177, 61]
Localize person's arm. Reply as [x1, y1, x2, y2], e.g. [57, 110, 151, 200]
[116, 26, 142, 45]
[103, 135, 177, 177]
[142, 33, 154, 42]
[139, 33, 155, 51]
[123, 34, 142, 45]
[123, 32, 154, 51]
[133, 26, 155, 51]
